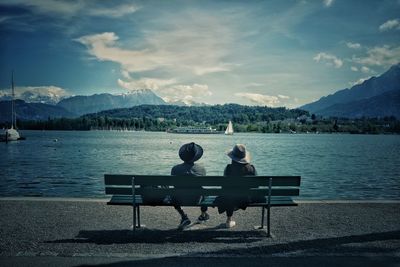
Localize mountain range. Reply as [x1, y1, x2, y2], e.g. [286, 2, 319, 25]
[300, 63, 400, 118]
[0, 100, 74, 122]
[1, 63, 399, 122]
[56, 89, 166, 115]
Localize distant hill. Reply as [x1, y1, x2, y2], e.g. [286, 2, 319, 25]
[84, 103, 308, 124]
[0, 100, 75, 122]
[57, 89, 166, 115]
[314, 90, 400, 118]
[301, 63, 400, 118]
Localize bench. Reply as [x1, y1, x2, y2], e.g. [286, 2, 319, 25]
[104, 175, 301, 237]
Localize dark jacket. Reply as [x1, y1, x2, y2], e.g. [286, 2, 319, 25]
[217, 161, 257, 214]
[171, 162, 206, 176]
[223, 161, 257, 176]
[169, 162, 206, 206]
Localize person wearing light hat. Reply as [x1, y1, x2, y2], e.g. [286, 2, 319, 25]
[171, 142, 209, 230]
[219, 144, 257, 228]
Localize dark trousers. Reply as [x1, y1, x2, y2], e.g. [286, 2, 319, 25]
[174, 205, 208, 218]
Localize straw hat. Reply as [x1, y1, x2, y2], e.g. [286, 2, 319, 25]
[227, 144, 250, 164]
[179, 142, 203, 163]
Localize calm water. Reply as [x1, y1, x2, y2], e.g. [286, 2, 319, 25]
[0, 130, 399, 199]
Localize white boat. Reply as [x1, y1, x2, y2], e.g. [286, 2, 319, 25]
[225, 120, 234, 135]
[168, 126, 221, 134]
[1, 72, 22, 142]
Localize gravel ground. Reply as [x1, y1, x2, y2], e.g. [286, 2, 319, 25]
[0, 198, 399, 266]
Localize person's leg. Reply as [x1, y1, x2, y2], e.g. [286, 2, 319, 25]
[174, 204, 191, 229]
[198, 206, 209, 222]
[174, 204, 187, 218]
[225, 208, 236, 228]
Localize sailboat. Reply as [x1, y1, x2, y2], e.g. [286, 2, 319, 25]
[225, 120, 234, 135]
[1, 72, 22, 142]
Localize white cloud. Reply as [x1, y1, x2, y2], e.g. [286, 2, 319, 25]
[76, 32, 160, 72]
[89, 4, 139, 18]
[346, 42, 361, 49]
[76, 11, 236, 77]
[351, 76, 372, 86]
[379, 19, 400, 31]
[117, 78, 177, 91]
[351, 66, 359, 72]
[246, 83, 264, 87]
[313, 52, 343, 68]
[278, 94, 290, 99]
[351, 45, 400, 67]
[162, 84, 212, 105]
[361, 66, 372, 73]
[324, 0, 334, 7]
[234, 93, 280, 107]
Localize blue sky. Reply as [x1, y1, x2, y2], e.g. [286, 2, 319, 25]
[1, 0, 399, 107]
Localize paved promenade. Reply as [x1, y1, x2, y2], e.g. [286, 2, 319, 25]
[0, 198, 399, 266]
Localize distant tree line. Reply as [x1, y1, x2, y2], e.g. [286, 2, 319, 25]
[1, 104, 399, 134]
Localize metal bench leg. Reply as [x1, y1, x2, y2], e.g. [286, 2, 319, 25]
[267, 204, 271, 237]
[133, 205, 137, 232]
[267, 177, 272, 237]
[137, 206, 141, 228]
[260, 206, 265, 229]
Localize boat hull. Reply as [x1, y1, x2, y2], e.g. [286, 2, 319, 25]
[0, 128, 21, 142]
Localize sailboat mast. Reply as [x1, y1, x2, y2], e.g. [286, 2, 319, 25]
[11, 71, 15, 129]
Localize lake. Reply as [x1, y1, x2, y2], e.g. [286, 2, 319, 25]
[0, 130, 399, 199]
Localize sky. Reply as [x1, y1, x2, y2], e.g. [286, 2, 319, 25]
[0, 0, 399, 108]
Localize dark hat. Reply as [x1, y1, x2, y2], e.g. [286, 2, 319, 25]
[227, 144, 250, 164]
[179, 142, 203, 163]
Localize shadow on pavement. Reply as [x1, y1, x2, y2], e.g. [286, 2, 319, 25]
[75, 256, 400, 267]
[46, 227, 267, 244]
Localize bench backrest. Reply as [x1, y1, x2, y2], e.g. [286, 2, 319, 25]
[104, 175, 301, 199]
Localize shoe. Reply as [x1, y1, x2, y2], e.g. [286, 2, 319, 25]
[225, 220, 236, 228]
[197, 213, 210, 223]
[178, 217, 191, 230]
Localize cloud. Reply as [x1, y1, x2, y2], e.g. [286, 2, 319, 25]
[278, 94, 290, 99]
[351, 76, 372, 86]
[234, 93, 280, 106]
[361, 66, 372, 73]
[76, 32, 159, 72]
[89, 4, 139, 18]
[117, 78, 177, 91]
[346, 42, 361, 49]
[324, 0, 334, 7]
[76, 10, 237, 77]
[351, 66, 359, 72]
[162, 84, 212, 104]
[351, 45, 400, 67]
[313, 52, 343, 68]
[379, 19, 400, 31]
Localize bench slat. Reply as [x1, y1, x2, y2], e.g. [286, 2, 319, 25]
[105, 175, 301, 187]
[107, 195, 298, 207]
[105, 187, 300, 197]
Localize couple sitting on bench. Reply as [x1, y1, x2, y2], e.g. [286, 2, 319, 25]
[171, 142, 257, 230]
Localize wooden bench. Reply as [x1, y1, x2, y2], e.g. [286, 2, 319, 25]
[104, 175, 301, 236]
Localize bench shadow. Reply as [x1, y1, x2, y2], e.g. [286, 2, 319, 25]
[73, 231, 400, 267]
[46, 226, 267, 244]
[199, 230, 400, 256]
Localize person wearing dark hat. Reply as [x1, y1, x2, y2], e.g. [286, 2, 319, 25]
[218, 144, 257, 228]
[171, 142, 209, 230]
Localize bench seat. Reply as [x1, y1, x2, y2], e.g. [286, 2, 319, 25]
[107, 195, 298, 207]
